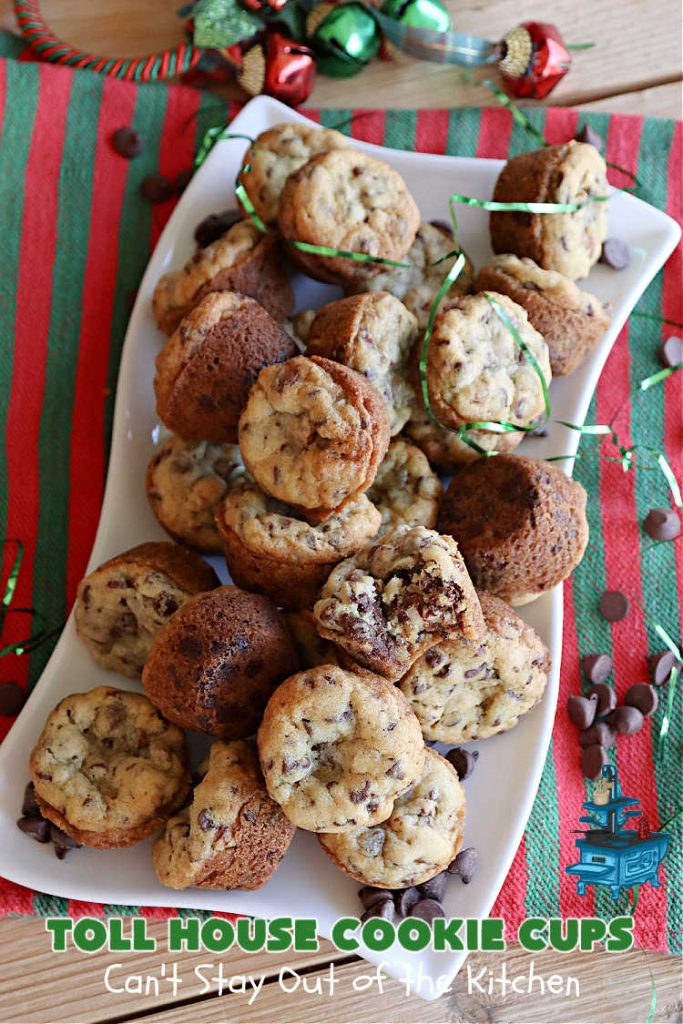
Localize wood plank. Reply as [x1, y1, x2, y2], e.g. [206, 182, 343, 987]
[575, 81, 682, 117]
[130, 946, 683, 1024]
[1, 0, 681, 114]
[0, 918, 344, 1024]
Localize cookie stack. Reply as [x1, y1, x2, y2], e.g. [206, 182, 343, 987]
[23, 122, 605, 904]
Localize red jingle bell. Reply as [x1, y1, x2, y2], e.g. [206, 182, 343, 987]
[498, 21, 571, 99]
[238, 32, 316, 107]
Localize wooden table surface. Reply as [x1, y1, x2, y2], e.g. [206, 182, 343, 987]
[0, 2, 681, 1023]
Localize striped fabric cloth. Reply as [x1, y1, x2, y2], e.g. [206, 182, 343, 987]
[0, 37, 680, 953]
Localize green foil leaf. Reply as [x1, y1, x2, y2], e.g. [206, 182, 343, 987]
[193, 0, 263, 48]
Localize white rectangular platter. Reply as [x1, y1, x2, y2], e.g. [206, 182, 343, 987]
[0, 96, 679, 1000]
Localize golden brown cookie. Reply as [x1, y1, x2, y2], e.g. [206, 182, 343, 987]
[319, 748, 465, 888]
[74, 541, 219, 678]
[489, 141, 609, 280]
[238, 355, 390, 523]
[30, 686, 190, 849]
[399, 592, 550, 742]
[303, 291, 418, 435]
[215, 476, 381, 609]
[367, 438, 442, 536]
[153, 740, 295, 890]
[237, 122, 349, 226]
[152, 219, 293, 335]
[423, 292, 551, 434]
[346, 221, 474, 328]
[313, 525, 485, 681]
[438, 455, 589, 605]
[476, 254, 611, 376]
[154, 291, 298, 443]
[146, 436, 243, 553]
[142, 585, 299, 739]
[257, 665, 425, 832]
[278, 149, 420, 285]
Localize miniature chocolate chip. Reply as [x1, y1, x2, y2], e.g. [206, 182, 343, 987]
[643, 508, 680, 542]
[394, 886, 421, 917]
[579, 721, 616, 749]
[21, 782, 40, 818]
[50, 825, 81, 859]
[567, 694, 598, 730]
[648, 650, 680, 686]
[410, 898, 444, 923]
[175, 168, 193, 193]
[660, 335, 683, 369]
[17, 816, 51, 843]
[419, 871, 447, 902]
[575, 123, 603, 152]
[587, 683, 617, 716]
[197, 809, 215, 831]
[599, 238, 630, 270]
[447, 846, 478, 884]
[111, 127, 143, 158]
[624, 683, 659, 717]
[609, 705, 644, 735]
[599, 590, 630, 622]
[194, 209, 243, 248]
[581, 744, 608, 780]
[445, 747, 479, 781]
[582, 653, 612, 684]
[361, 898, 396, 923]
[0, 682, 26, 716]
[140, 173, 174, 203]
[358, 886, 393, 911]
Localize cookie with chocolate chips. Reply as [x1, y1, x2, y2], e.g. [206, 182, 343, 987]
[257, 665, 424, 832]
[74, 541, 219, 678]
[30, 686, 190, 849]
[153, 740, 295, 890]
[142, 585, 299, 739]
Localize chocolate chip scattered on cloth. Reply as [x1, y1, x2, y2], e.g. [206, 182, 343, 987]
[643, 507, 681, 541]
[598, 589, 630, 622]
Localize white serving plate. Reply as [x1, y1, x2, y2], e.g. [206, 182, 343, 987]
[0, 97, 678, 1000]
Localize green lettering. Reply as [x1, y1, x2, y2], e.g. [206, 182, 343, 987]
[480, 919, 506, 951]
[518, 918, 547, 951]
[201, 918, 235, 952]
[397, 919, 431, 951]
[579, 918, 606, 951]
[361, 919, 395, 952]
[236, 917, 266, 952]
[606, 917, 634, 952]
[293, 918, 318, 952]
[45, 918, 72, 952]
[168, 917, 199, 952]
[74, 919, 107, 953]
[331, 918, 360, 952]
[549, 917, 578, 952]
[431, 918, 463, 951]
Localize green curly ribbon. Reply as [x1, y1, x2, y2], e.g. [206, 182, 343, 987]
[450, 192, 610, 214]
[0, 539, 60, 659]
[0, 540, 23, 636]
[639, 363, 683, 390]
[484, 293, 551, 418]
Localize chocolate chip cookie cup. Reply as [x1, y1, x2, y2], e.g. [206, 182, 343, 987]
[146, 436, 243, 553]
[367, 439, 442, 536]
[215, 476, 382, 609]
[277, 149, 420, 285]
[438, 455, 589, 606]
[422, 292, 551, 437]
[30, 686, 190, 849]
[237, 122, 349, 227]
[405, 400, 522, 469]
[304, 291, 418, 435]
[319, 747, 465, 888]
[346, 221, 475, 328]
[489, 141, 609, 281]
[142, 585, 299, 739]
[400, 592, 550, 743]
[154, 291, 298, 444]
[238, 355, 390, 523]
[313, 525, 485, 682]
[153, 740, 295, 891]
[74, 541, 219, 678]
[257, 665, 425, 833]
[476, 255, 611, 376]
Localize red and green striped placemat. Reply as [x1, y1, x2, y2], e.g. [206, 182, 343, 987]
[0, 33, 680, 953]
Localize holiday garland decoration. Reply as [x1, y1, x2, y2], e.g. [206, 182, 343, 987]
[12, 0, 590, 103]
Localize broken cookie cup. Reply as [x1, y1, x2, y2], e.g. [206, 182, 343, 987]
[214, 476, 382, 609]
[74, 540, 219, 678]
[399, 592, 551, 744]
[238, 355, 391, 523]
[257, 665, 425, 833]
[313, 525, 485, 682]
[318, 748, 465, 889]
[30, 686, 191, 849]
[153, 740, 295, 891]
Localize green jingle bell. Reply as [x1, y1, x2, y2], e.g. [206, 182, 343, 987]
[309, 2, 381, 78]
[380, 0, 451, 33]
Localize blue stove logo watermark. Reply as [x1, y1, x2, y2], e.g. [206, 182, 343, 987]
[565, 765, 671, 900]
